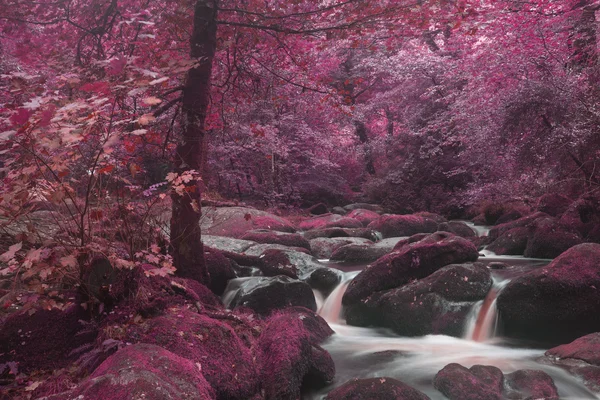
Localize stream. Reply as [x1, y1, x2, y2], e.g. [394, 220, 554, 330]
[305, 225, 600, 399]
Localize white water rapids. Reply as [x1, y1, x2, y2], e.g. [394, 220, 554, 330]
[308, 255, 600, 400]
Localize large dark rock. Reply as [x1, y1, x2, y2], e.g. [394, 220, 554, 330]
[310, 237, 373, 259]
[559, 196, 600, 237]
[0, 304, 96, 373]
[201, 206, 295, 238]
[434, 363, 503, 400]
[345, 263, 492, 335]
[544, 333, 600, 393]
[309, 203, 329, 215]
[325, 377, 430, 400]
[367, 214, 438, 239]
[43, 344, 216, 400]
[486, 227, 530, 255]
[433, 363, 558, 400]
[537, 193, 572, 217]
[299, 214, 363, 231]
[523, 217, 583, 259]
[347, 208, 381, 227]
[497, 243, 600, 344]
[227, 275, 317, 315]
[488, 212, 549, 241]
[438, 221, 476, 238]
[256, 309, 335, 399]
[343, 233, 479, 306]
[205, 248, 238, 295]
[241, 229, 311, 250]
[125, 308, 259, 399]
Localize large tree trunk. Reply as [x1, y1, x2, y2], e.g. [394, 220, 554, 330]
[170, 0, 217, 284]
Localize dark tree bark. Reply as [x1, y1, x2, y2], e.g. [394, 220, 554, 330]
[170, 0, 217, 284]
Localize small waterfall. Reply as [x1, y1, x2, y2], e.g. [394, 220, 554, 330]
[464, 278, 509, 342]
[318, 271, 359, 324]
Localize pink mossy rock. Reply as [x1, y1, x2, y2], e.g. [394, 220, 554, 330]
[309, 237, 373, 259]
[487, 212, 549, 241]
[258, 248, 300, 278]
[106, 265, 222, 319]
[544, 333, 600, 392]
[205, 247, 237, 295]
[345, 263, 492, 335]
[547, 332, 600, 365]
[201, 206, 295, 238]
[536, 193, 573, 217]
[227, 275, 317, 315]
[42, 343, 216, 400]
[241, 229, 311, 250]
[125, 308, 259, 399]
[0, 304, 96, 374]
[523, 217, 583, 259]
[433, 363, 558, 400]
[308, 202, 330, 215]
[559, 196, 600, 237]
[299, 214, 363, 231]
[256, 309, 335, 399]
[342, 232, 479, 307]
[437, 221, 476, 238]
[303, 227, 379, 241]
[325, 377, 431, 400]
[497, 243, 600, 345]
[367, 214, 439, 239]
[347, 208, 381, 227]
[486, 226, 530, 255]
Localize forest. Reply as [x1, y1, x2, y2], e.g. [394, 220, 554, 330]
[1, 0, 600, 399]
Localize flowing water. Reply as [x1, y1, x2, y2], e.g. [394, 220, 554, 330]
[307, 232, 599, 399]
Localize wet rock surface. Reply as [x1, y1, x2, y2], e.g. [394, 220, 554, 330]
[325, 377, 431, 400]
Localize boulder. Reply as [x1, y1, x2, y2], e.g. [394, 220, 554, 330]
[303, 227, 379, 241]
[201, 206, 295, 238]
[332, 206, 347, 215]
[523, 217, 583, 259]
[367, 214, 438, 239]
[434, 363, 503, 400]
[258, 249, 300, 278]
[125, 308, 259, 399]
[347, 208, 381, 227]
[497, 243, 600, 344]
[299, 214, 363, 231]
[346, 263, 492, 335]
[227, 275, 317, 315]
[310, 237, 373, 259]
[343, 233, 479, 307]
[486, 227, 530, 255]
[433, 363, 558, 400]
[309, 203, 329, 215]
[205, 248, 237, 295]
[537, 193, 572, 217]
[256, 309, 335, 399]
[241, 229, 311, 250]
[325, 377, 430, 400]
[43, 344, 216, 400]
[0, 304, 96, 373]
[438, 221, 476, 238]
[488, 212, 549, 241]
[414, 211, 448, 224]
[544, 333, 600, 393]
[330, 238, 405, 263]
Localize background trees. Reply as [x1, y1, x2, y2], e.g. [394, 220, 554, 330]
[1, 0, 599, 283]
